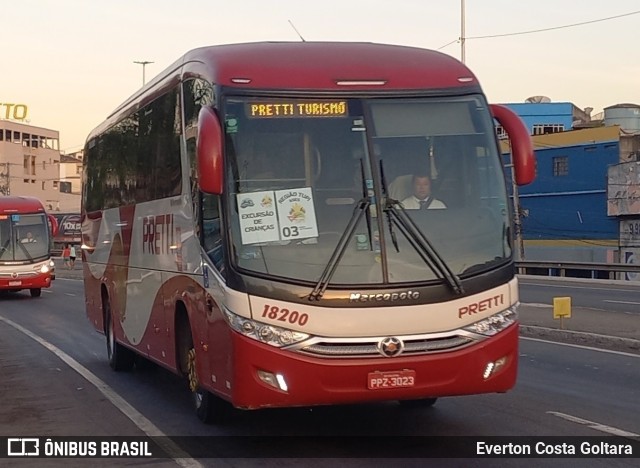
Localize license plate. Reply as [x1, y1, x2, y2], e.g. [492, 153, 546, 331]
[8, 280, 22, 286]
[368, 370, 416, 390]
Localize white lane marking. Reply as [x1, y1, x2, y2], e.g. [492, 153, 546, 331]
[64, 293, 76, 297]
[521, 337, 640, 358]
[0, 315, 203, 468]
[548, 411, 639, 437]
[603, 300, 640, 305]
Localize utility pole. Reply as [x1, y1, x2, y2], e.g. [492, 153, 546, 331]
[512, 172, 526, 260]
[460, 0, 466, 63]
[133, 60, 154, 86]
[0, 162, 9, 196]
[505, 151, 526, 260]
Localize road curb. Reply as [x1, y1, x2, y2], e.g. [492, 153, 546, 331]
[520, 325, 640, 355]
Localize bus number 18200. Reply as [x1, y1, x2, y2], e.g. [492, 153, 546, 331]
[262, 304, 309, 326]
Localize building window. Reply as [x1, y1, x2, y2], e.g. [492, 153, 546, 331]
[533, 124, 564, 135]
[53, 180, 59, 188]
[42, 181, 46, 190]
[495, 125, 508, 140]
[553, 156, 569, 176]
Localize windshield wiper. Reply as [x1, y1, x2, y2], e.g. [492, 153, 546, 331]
[379, 161, 464, 295]
[0, 240, 10, 260]
[309, 158, 372, 302]
[308, 198, 370, 301]
[16, 240, 34, 262]
[379, 160, 400, 253]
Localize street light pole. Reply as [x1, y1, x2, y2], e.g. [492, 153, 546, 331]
[133, 60, 154, 86]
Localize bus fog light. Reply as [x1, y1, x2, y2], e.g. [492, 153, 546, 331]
[483, 356, 508, 380]
[257, 370, 288, 392]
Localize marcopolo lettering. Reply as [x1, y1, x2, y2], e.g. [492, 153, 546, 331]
[349, 290, 420, 303]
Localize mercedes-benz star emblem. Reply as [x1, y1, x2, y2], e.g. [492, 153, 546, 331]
[378, 337, 404, 357]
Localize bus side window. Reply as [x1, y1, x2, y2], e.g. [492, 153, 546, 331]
[202, 193, 224, 273]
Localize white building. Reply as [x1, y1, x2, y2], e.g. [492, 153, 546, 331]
[0, 120, 80, 212]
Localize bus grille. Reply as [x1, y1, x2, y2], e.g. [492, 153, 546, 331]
[298, 335, 474, 358]
[0, 271, 38, 278]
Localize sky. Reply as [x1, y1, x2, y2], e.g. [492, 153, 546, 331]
[3, 0, 639, 152]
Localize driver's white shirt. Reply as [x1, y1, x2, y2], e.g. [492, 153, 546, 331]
[400, 195, 447, 210]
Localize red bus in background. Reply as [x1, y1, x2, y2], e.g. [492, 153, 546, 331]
[82, 42, 535, 423]
[0, 196, 58, 297]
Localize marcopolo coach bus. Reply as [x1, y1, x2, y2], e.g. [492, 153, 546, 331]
[0, 196, 58, 297]
[81, 42, 535, 423]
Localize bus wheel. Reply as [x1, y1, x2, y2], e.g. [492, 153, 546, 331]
[186, 341, 229, 424]
[398, 398, 438, 408]
[30, 288, 41, 297]
[105, 296, 135, 372]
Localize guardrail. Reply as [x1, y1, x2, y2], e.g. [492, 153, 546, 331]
[516, 260, 640, 280]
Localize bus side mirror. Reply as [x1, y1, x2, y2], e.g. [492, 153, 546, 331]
[197, 107, 223, 194]
[490, 104, 536, 186]
[47, 214, 59, 237]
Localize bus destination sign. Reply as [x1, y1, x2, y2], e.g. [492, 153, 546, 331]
[247, 101, 347, 118]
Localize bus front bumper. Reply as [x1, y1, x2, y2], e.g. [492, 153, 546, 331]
[229, 323, 518, 409]
[0, 272, 52, 291]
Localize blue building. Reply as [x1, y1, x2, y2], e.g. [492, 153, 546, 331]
[503, 124, 621, 262]
[498, 100, 592, 139]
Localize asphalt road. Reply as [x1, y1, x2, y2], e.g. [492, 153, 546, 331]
[0, 275, 638, 466]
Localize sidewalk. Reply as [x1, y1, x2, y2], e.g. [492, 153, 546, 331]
[519, 303, 640, 354]
[51, 262, 640, 354]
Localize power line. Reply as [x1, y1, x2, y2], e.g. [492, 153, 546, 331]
[467, 9, 640, 40]
[437, 9, 640, 49]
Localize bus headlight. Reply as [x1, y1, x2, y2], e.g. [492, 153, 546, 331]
[36, 263, 50, 274]
[223, 308, 310, 347]
[463, 308, 517, 336]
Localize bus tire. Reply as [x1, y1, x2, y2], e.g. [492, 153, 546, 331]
[398, 397, 438, 408]
[30, 288, 41, 297]
[105, 295, 135, 372]
[183, 333, 229, 424]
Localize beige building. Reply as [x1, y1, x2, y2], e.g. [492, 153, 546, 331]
[0, 120, 80, 212]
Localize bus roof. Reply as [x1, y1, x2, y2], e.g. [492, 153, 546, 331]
[0, 196, 46, 214]
[182, 42, 478, 90]
[90, 42, 481, 141]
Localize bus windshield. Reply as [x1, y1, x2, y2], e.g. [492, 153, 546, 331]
[223, 95, 510, 286]
[0, 214, 50, 262]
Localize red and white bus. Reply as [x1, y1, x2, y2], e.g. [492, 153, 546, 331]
[81, 42, 534, 422]
[0, 196, 58, 297]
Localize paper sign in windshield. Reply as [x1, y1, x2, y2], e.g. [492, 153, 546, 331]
[275, 188, 318, 241]
[237, 191, 279, 244]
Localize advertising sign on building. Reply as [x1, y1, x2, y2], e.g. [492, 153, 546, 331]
[0, 103, 28, 120]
